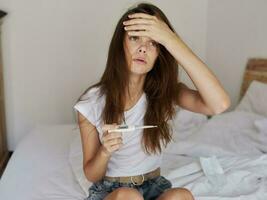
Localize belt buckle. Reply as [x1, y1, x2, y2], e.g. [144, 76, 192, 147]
[131, 174, 144, 186]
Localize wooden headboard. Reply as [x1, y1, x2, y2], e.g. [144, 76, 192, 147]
[240, 58, 267, 100]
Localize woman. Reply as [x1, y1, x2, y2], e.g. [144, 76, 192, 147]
[74, 3, 230, 200]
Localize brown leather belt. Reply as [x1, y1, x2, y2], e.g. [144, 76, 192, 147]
[104, 168, 160, 186]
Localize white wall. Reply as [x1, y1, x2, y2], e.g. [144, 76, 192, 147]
[0, 0, 208, 150]
[206, 0, 267, 110]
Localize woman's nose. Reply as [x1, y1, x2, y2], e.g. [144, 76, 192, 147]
[138, 48, 146, 53]
[138, 45, 147, 53]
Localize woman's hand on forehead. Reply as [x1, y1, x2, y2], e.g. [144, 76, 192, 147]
[123, 12, 177, 47]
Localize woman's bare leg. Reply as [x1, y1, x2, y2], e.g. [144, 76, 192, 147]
[104, 187, 144, 200]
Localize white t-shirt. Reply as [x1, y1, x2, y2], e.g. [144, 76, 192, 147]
[73, 87, 162, 177]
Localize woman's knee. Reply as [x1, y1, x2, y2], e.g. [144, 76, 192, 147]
[112, 187, 144, 200]
[159, 188, 194, 200]
[174, 188, 194, 200]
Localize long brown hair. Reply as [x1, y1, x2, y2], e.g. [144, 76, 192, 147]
[76, 3, 180, 155]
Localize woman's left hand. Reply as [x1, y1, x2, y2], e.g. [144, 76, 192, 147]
[123, 13, 178, 47]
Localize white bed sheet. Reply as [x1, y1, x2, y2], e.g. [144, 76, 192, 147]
[164, 110, 267, 200]
[0, 124, 85, 200]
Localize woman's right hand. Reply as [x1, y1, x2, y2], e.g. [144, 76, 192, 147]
[100, 124, 123, 157]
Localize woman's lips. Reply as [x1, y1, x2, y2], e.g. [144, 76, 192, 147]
[133, 59, 147, 64]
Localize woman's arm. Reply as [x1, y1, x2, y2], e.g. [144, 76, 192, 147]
[164, 36, 231, 115]
[78, 112, 110, 182]
[176, 82, 214, 115]
[78, 112, 123, 182]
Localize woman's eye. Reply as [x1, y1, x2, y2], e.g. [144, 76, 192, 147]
[129, 36, 139, 41]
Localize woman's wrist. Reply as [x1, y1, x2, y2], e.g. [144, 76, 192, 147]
[99, 145, 111, 158]
[164, 33, 193, 64]
[162, 32, 179, 48]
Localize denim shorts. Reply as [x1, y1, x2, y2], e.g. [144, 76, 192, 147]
[84, 175, 172, 200]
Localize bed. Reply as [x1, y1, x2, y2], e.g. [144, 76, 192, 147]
[0, 58, 267, 200]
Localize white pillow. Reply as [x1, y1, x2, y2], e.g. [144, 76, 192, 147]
[68, 129, 92, 196]
[169, 108, 208, 140]
[254, 118, 267, 133]
[173, 108, 208, 130]
[165, 111, 264, 156]
[236, 80, 267, 117]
